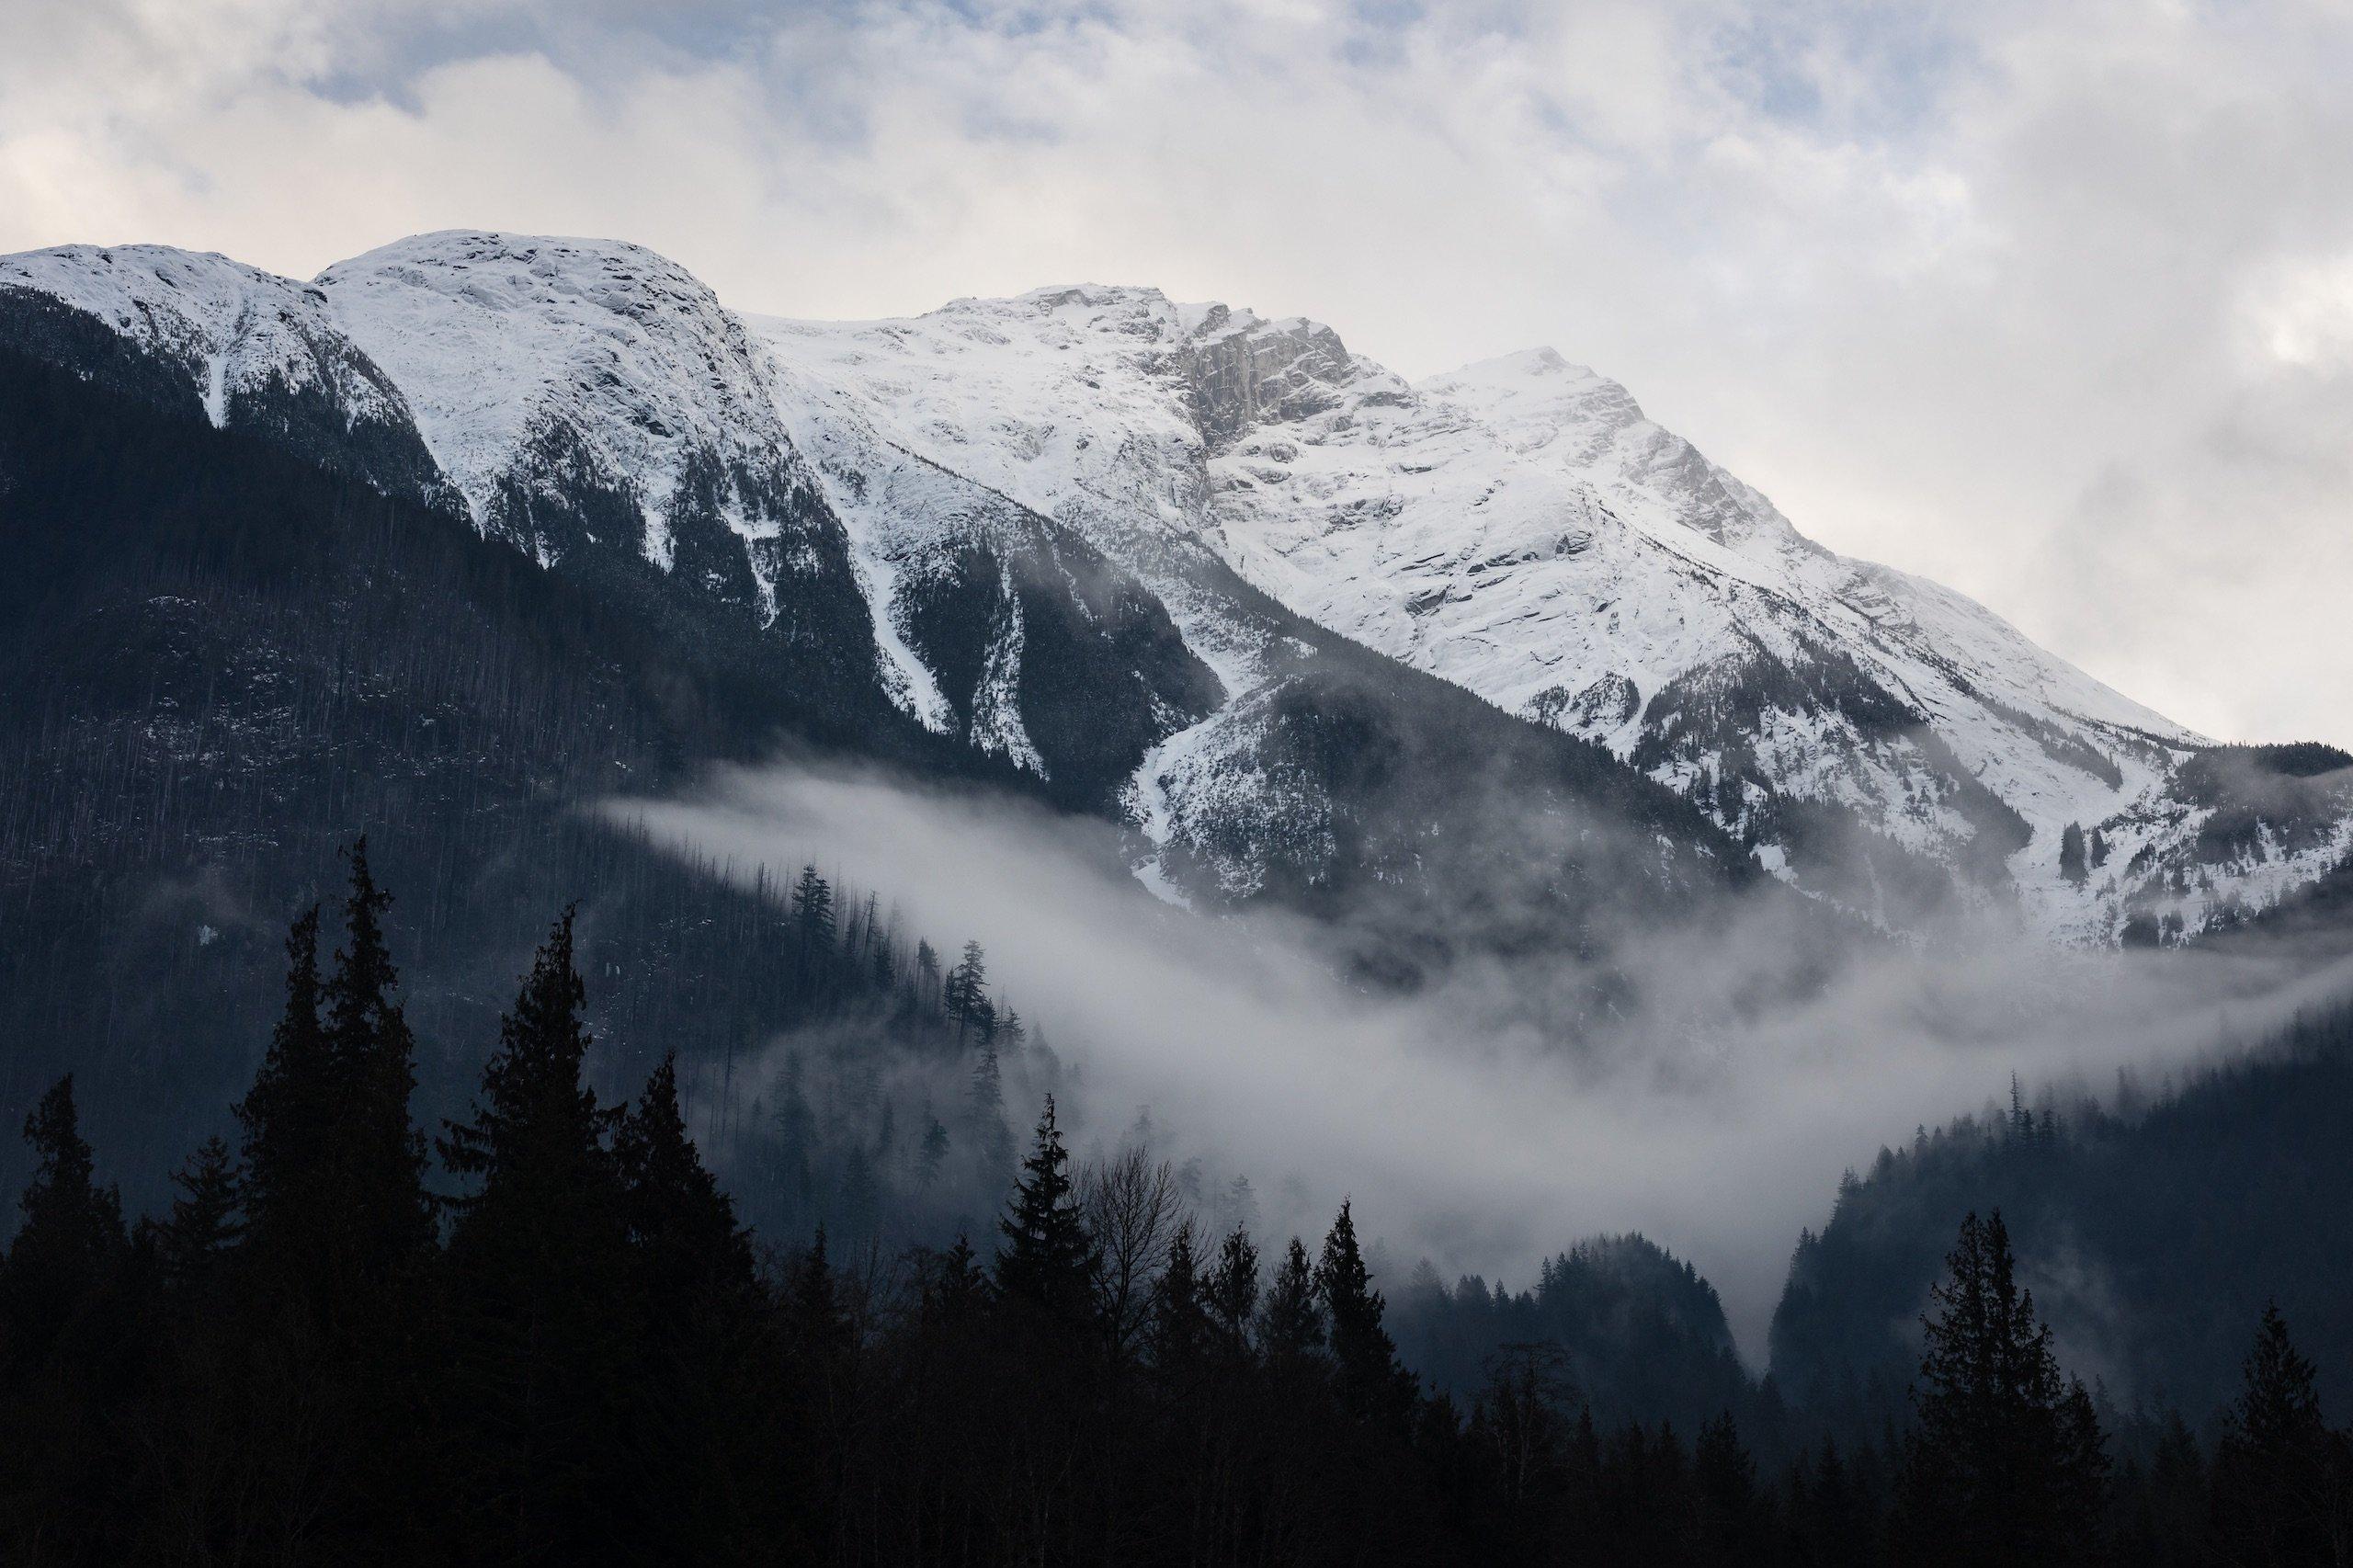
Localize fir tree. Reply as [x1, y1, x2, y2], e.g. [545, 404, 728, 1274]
[234, 904, 333, 1267]
[916, 1113, 950, 1194]
[791, 865, 836, 966]
[1901, 1210, 2103, 1566]
[914, 939, 941, 1012]
[928, 1234, 989, 1327]
[1151, 1222, 1213, 1378]
[994, 1097, 1097, 1326]
[1, 1075, 125, 1358]
[945, 940, 994, 1046]
[2059, 822, 2089, 886]
[615, 1051, 756, 1322]
[1261, 1236, 1325, 1365]
[153, 1135, 243, 1284]
[1316, 1200, 1415, 1424]
[614, 1051, 769, 1558]
[1207, 1226, 1261, 1356]
[438, 909, 635, 1556]
[2210, 1305, 2339, 1568]
[322, 839, 433, 1291]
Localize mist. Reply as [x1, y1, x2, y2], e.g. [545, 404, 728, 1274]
[608, 757, 2353, 1360]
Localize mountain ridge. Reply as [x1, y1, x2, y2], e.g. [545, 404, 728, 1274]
[6, 230, 2346, 948]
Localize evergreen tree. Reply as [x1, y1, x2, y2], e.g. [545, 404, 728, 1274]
[2210, 1306, 2340, 1568]
[233, 904, 333, 1267]
[2059, 823, 2089, 886]
[1207, 1226, 1261, 1356]
[1262, 1236, 1325, 1364]
[1696, 1412, 1761, 1561]
[1901, 1210, 2103, 1566]
[914, 939, 941, 1012]
[321, 839, 434, 1293]
[770, 1051, 818, 1226]
[1, 1075, 126, 1358]
[916, 1112, 950, 1194]
[1317, 1201, 1415, 1424]
[612, 1051, 774, 1557]
[928, 1234, 989, 1327]
[994, 1097, 1097, 1327]
[438, 909, 635, 1558]
[945, 940, 994, 1046]
[791, 865, 836, 966]
[615, 1051, 756, 1321]
[1151, 1222, 1213, 1378]
[153, 1135, 243, 1284]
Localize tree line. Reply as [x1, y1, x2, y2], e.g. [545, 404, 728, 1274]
[4, 848, 2349, 1564]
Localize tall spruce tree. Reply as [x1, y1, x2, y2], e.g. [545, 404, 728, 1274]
[1316, 1201, 1415, 1424]
[995, 1097, 1097, 1327]
[1207, 1227, 1261, 1357]
[1901, 1210, 2105, 1566]
[322, 840, 433, 1293]
[614, 1051, 770, 1558]
[791, 865, 836, 969]
[153, 1135, 243, 1285]
[439, 909, 635, 1559]
[234, 904, 334, 1270]
[615, 1051, 756, 1320]
[1, 1075, 126, 1358]
[2210, 1306, 2340, 1568]
[1262, 1236, 1325, 1365]
[1151, 1222, 1213, 1378]
[946, 940, 994, 1046]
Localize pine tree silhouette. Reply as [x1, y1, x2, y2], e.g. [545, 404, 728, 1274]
[995, 1096, 1097, 1326]
[439, 908, 635, 1557]
[1901, 1210, 2106, 1566]
[2210, 1305, 2338, 1568]
[234, 904, 334, 1271]
[1317, 1200, 1415, 1424]
[1, 1075, 125, 1358]
[153, 1135, 243, 1284]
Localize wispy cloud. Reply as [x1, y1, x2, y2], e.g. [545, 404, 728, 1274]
[610, 757, 2353, 1355]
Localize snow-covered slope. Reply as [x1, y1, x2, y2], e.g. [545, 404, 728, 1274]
[756, 283, 2344, 942]
[0, 244, 450, 507]
[316, 232, 847, 627]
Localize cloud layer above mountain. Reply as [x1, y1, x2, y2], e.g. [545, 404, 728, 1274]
[7, 0, 2351, 745]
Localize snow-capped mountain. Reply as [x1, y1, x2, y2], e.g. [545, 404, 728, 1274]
[4, 233, 2343, 947]
[754, 283, 2353, 941]
[0, 244, 451, 508]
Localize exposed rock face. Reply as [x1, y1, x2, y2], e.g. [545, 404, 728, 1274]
[1183, 309, 1367, 445]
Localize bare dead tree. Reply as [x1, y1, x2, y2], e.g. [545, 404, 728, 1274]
[1079, 1145, 1187, 1369]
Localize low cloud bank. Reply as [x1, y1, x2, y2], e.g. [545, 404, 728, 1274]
[609, 759, 2353, 1358]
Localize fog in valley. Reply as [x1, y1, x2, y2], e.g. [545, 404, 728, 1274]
[611, 758, 2353, 1357]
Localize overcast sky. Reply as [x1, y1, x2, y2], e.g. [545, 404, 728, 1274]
[6, 0, 2349, 744]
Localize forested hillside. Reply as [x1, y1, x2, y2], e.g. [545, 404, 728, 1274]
[0, 343, 1026, 1203]
[1770, 1007, 2353, 1430]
